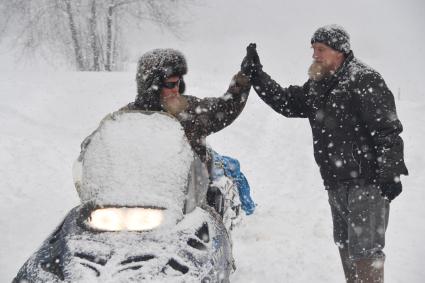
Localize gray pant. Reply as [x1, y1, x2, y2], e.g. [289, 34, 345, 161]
[327, 179, 389, 261]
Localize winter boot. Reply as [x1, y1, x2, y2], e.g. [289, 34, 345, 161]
[338, 248, 356, 283]
[354, 258, 384, 283]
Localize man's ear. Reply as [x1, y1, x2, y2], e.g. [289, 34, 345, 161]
[179, 78, 185, 94]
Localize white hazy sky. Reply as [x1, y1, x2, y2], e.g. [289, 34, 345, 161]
[126, 0, 424, 101]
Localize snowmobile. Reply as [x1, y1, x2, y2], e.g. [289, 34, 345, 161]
[13, 111, 241, 283]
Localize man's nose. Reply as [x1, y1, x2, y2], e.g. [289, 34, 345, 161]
[167, 86, 179, 96]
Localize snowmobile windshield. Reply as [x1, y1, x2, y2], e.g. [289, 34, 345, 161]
[77, 111, 194, 227]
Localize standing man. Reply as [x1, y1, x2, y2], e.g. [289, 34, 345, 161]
[242, 25, 408, 282]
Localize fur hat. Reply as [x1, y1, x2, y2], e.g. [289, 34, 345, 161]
[311, 25, 351, 54]
[135, 49, 187, 110]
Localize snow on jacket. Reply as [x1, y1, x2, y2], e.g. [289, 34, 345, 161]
[120, 48, 250, 163]
[123, 78, 250, 163]
[252, 51, 408, 187]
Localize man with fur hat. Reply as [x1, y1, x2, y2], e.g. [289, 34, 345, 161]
[122, 48, 251, 163]
[77, 49, 252, 225]
[241, 25, 408, 282]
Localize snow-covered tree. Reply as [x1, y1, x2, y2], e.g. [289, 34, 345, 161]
[0, 0, 192, 71]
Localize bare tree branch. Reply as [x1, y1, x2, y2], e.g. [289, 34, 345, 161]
[0, 0, 199, 71]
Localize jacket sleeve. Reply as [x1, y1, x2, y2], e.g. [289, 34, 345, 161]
[356, 72, 408, 182]
[185, 72, 251, 136]
[252, 70, 310, 118]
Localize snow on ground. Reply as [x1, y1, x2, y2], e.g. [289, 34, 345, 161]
[0, 64, 424, 282]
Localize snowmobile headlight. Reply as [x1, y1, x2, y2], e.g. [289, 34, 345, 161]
[87, 207, 164, 231]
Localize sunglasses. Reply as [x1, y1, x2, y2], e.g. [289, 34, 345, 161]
[162, 79, 181, 89]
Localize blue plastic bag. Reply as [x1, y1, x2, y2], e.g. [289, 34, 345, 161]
[211, 151, 256, 215]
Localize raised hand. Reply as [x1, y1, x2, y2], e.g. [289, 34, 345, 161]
[241, 43, 263, 80]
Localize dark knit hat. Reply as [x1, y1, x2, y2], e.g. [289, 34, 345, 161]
[311, 25, 351, 54]
[135, 49, 187, 110]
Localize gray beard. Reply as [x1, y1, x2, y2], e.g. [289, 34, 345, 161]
[308, 61, 333, 81]
[161, 95, 188, 117]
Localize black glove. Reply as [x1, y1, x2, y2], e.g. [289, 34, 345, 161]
[380, 181, 402, 202]
[241, 43, 262, 80]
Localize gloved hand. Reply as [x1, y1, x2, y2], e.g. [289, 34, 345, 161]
[380, 181, 402, 202]
[241, 43, 262, 80]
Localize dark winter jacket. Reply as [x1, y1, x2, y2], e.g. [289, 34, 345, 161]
[120, 48, 251, 163]
[123, 78, 250, 162]
[252, 51, 408, 187]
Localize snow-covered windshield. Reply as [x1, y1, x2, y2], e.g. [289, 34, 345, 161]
[77, 111, 193, 223]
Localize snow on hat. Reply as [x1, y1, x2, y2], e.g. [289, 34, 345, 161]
[137, 48, 187, 82]
[135, 49, 187, 110]
[311, 25, 351, 54]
